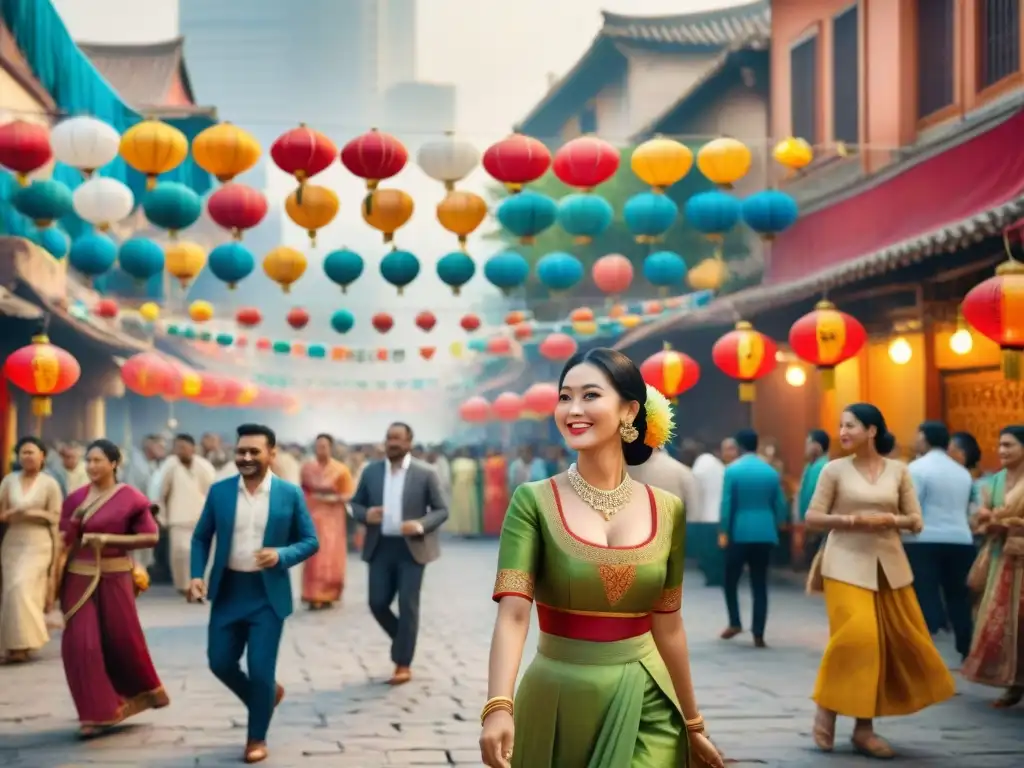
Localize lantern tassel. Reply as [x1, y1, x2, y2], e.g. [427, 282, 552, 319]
[738, 382, 755, 402]
[146, 175, 157, 191]
[819, 367, 836, 390]
[31, 395, 52, 418]
[1002, 349, 1021, 380]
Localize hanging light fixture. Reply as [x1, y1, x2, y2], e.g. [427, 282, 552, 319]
[949, 312, 973, 356]
[784, 363, 807, 387]
[888, 336, 912, 365]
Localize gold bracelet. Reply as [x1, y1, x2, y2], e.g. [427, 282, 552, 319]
[480, 696, 514, 725]
[684, 713, 705, 733]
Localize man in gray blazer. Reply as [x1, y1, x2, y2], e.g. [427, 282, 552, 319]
[350, 422, 448, 685]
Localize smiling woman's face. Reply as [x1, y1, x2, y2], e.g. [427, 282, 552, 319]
[555, 362, 635, 454]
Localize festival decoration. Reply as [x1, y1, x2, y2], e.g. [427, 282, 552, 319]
[372, 312, 394, 334]
[630, 137, 693, 192]
[285, 184, 339, 246]
[573, 319, 598, 335]
[117, 238, 165, 282]
[121, 352, 173, 397]
[72, 176, 134, 231]
[35, 228, 70, 260]
[220, 378, 259, 407]
[536, 251, 584, 293]
[12, 179, 73, 227]
[323, 249, 364, 293]
[271, 124, 337, 191]
[640, 344, 700, 400]
[460, 313, 481, 333]
[570, 307, 595, 323]
[496, 190, 557, 244]
[49, 116, 119, 177]
[272, 340, 291, 354]
[620, 314, 642, 329]
[362, 188, 414, 243]
[643, 386, 675, 449]
[523, 382, 558, 416]
[69, 233, 117, 281]
[696, 137, 751, 188]
[420, 346, 436, 361]
[623, 192, 678, 243]
[3, 334, 81, 425]
[506, 310, 528, 325]
[487, 337, 513, 355]
[773, 137, 814, 174]
[684, 191, 741, 241]
[539, 333, 578, 361]
[643, 251, 688, 293]
[191, 122, 261, 182]
[437, 190, 487, 247]
[208, 242, 256, 288]
[687, 257, 728, 292]
[188, 300, 214, 323]
[187, 372, 226, 407]
[286, 307, 310, 330]
[137, 302, 160, 322]
[142, 182, 202, 237]
[93, 298, 119, 319]
[644, 300, 663, 316]
[484, 250, 530, 294]
[330, 309, 355, 334]
[961, 260, 1024, 379]
[492, 391, 524, 421]
[459, 396, 491, 423]
[483, 134, 551, 193]
[0, 120, 51, 184]
[415, 311, 437, 332]
[119, 119, 188, 189]
[235, 307, 262, 328]
[741, 190, 799, 240]
[207, 183, 268, 240]
[592, 254, 634, 296]
[436, 251, 475, 295]
[341, 128, 408, 190]
[553, 136, 619, 190]
[788, 300, 867, 389]
[164, 241, 206, 287]
[557, 193, 613, 244]
[262, 246, 307, 292]
[255, 337, 271, 351]
[416, 131, 479, 190]
[712, 321, 778, 401]
[380, 249, 420, 295]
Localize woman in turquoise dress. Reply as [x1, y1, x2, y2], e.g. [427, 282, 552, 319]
[479, 348, 723, 768]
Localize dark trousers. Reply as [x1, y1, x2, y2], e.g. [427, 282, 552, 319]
[904, 542, 975, 657]
[207, 571, 284, 742]
[368, 536, 425, 667]
[723, 542, 773, 637]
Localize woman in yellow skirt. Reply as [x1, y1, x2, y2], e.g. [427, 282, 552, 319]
[805, 404, 955, 758]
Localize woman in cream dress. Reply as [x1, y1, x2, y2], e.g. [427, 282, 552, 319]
[0, 437, 63, 663]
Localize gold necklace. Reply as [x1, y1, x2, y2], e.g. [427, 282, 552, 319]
[567, 463, 632, 521]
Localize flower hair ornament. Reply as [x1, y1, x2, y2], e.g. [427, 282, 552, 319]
[643, 385, 676, 449]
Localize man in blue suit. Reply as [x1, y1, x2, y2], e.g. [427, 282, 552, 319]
[188, 423, 318, 764]
[718, 428, 787, 648]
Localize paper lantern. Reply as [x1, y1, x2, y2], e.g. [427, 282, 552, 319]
[117, 238, 165, 282]
[3, 334, 81, 419]
[741, 190, 800, 240]
[69, 233, 117, 280]
[496, 190, 558, 244]
[271, 124, 337, 189]
[192, 122, 261, 182]
[415, 311, 437, 332]
[138, 302, 160, 322]
[773, 137, 814, 173]
[286, 307, 310, 330]
[35, 228, 69, 259]
[630, 137, 693, 191]
[72, 176, 134, 231]
[121, 352, 173, 397]
[165, 241, 206, 287]
[623, 192, 678, 243]
[712, 321, 778, 401]
[591, 254, 634, 295]
[483, 250, 530, 294]
[142, 182, 202, 237]
[323, 249, 364, 293]
[788, 300, 867, 389]
[119, 119, 188, 189]
[420, 346, 436, 361]
[262, 246, 307, 293]
[684, 191, 741, 240]
[536, 251, 584, 292]
[341, 128, 408, 190]
[189, 300, 214, 323]
[362, 188, 414, 243]
[0, 120, 52, 183]
[93, 298, 119, 319]
[13, 179, 73, 227]
[487, 337, 512, 355]
[207, 183, 268, 240]
[436, 191, 487, 247]
[235, 307, 262, 328]
[460, 313, 481, 333]
[492, 392, 524, 421]
[640, 345, 700, 399]
[506, 310, 528, 326]
[436, 251, 476, 295]
[696, 138, 752, 188]
[482, 134, 551, 192]
[513, 322, 533, 341]
[331, 310, 355, 334]
[539, 333, 578, 361]
[416, 132, 479, 190]
[459, 396, 491, 423]
[285, 184, 339, 246]
[380, 249, 421, 295]
[372, 312, 394, 334]
[557, 193, 613, 244]
[50, 116, 119, 177]
[553, 136, 619, 190]
[961, 260, 1024, 379]
[687, 257, 729, 292]
[523, 382, 558, 416]
[208, 242, 256, 288]
[643, 251, 688, 292]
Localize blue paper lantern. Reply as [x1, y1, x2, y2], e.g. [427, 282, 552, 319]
[557, 193, 613, 244]
[496, 190, 558, 244]
[436, 251, 476, 295]
[623, 192, 678, 243]
[69, 233, 117, 279]
[536, 251, 584, 292]
[142, 182, 202, 235]
[308, 343, 327, 359]
[643, 251, 688, 289]
[216, 333, 234, 347]
[117, 237, 165, 281]
[208, 242, 256, 288]
[741, 190, 799, 239]
[323, 248, 364, 293]
[331, 309, 355, 334]
[380, 249, 420, 295]
[35, 228, 70, 259]
[13, 179, 73, 227]
[683, 191, 741, 239]
[483, 250, 530, 294]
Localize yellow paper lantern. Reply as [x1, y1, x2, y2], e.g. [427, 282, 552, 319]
[181, 371, 202, 398]
[119, 119, 189, 189]
[361, 188, 414, 244]
[164, 241, 206, 287]
[436, 191, 487, 247]
[572, 320, 598, 336]
[687, 257, 729, 292]
[191, 122, 261, 183]
[773, 137, 814, 172]
[619, 314, 642, 329]
[237, 382, 258, 406]
[188, 300, 214, 323]
[138, 302, 160, 322]
[449, 341, 464, 359]
[263, 246, 307, 293]
[284, 184, 339, 247]
[696, 138, 751, 188]
[630, 137, 693, 191]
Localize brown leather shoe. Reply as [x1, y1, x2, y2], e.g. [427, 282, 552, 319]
[274, 684, 284, 707]
[244, 741, 269, 763]
[851, 732, 895, 759]
[388, 666, 412, 685]
[719, 626, 742, 640]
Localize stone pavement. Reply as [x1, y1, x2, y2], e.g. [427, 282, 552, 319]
[0, 538, 1020, 767]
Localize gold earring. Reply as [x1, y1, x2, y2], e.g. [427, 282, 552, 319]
[619, 420, 639, 444]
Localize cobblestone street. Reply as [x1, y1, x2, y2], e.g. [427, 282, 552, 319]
[0, 539, 1020, 767]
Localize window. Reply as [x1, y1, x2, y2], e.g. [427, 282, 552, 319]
[978, 0, 1021, 90]
[790, 34, 819, 143]
[832, 5, 860, 145]
[916, 0, 955, 119]
[579, 101, 598, 134]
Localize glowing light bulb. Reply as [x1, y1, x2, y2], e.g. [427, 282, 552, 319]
[784, 364, 806, 387]
[888, 337, 912, 365]
[949, 328, 973, 355]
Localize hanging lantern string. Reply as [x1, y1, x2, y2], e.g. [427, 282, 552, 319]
[1003, 227, 1022, 264]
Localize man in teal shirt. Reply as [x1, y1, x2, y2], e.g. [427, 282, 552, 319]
[798, 430, 830, 521]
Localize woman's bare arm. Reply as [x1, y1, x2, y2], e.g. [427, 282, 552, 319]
[651, 612, 698, 719]
[486, 597, 531, 699]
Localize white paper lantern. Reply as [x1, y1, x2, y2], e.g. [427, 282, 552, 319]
[72, 176, 135, 230]
[50, 116, 121, 176]
[416, 132, 479, 190]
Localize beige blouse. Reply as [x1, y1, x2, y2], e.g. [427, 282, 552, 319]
[807, 457, 923, 591]
[0, 471, 63, 527]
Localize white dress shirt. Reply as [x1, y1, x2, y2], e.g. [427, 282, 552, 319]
[381, 453, 411, 536]
[229, 471, 273, 571]
[691, 453, 725, 523]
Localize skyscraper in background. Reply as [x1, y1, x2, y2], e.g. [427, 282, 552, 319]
[374, 0, 417, 93]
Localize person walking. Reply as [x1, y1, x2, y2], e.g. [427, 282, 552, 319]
[350, 422, 449, 685]
[158, 434, 215, 593]
[188, 424, 319, 764]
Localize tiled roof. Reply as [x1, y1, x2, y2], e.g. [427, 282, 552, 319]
[601, 0, 770, 46]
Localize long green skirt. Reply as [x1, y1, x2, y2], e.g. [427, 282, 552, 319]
[513, 632, 689, 767]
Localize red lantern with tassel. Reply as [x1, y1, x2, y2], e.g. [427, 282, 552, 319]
[207, 183, 268, 240]
[270, 124, 337, 188]
[340, 128, 408, 190]
[712, 321, 777, 401]
[3, 334, 81, 429]
[788, 300, 867, 389]
[491, 392, 524, 422]
[640, 344, 700, 400]
[415, 311, 437, 332]
[962, 260, 1024, 379]
[459, 396, 491, 423]
[460, 313, 481, 333]
[372, 313, 394, 334]
[482, 134, 551, 193]
[0, 120, 52, 184]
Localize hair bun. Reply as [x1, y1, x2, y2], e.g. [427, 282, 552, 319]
[875, 430, 896, 455]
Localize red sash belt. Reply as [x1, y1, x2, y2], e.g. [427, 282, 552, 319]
[536, 603, 652, 642]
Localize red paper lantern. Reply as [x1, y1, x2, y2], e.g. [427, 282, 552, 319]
[492, 391, 524, 421]
[712, 321, 778, 402]
[286, 307, 310, 330]
[235, 307, 262, 328]
[460, 313, 481, 333]
[93, 298, 119, 319]
[592, 254, 634, 295]
[340, 128, 408, 190]
[220, 378, 259, 407]
[640, 345, 700, 399]
[415, 310, 437, 332]
[255, 337, 271, 351]
[962, 260, 1024, 379]
[270, 124, 337, 185]
[376, 348, 389, 361]
[160, 361, 201, 402]
[487, 337, 512, 355]
[459, 395, 491, 423]
[0, 120, 52, 183]
[3, 334, 81, 419]
[505, 310, 527, 326]
[420, 346, 436, 360]
[207, 183, 268, 240]
[372, 312, 394, 334]
[570, 307, 595, 323]
[188, 373, 226, 407]
[539, 332, 578, 362]
[482, 134, 551, 193]
[552, 136, 620, 190]
[235, 335, 248, 348]
[513, 322, 533, 341]
[789, 300, 867, 389]
[121, 352, 173, 397]
[523, 382, 559, 416]
[644, 300, 663, 316]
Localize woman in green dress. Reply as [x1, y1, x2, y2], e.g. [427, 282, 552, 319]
[479, 348, 724, 768]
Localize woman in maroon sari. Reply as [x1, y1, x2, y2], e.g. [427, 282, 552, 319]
[60, 439, 168, 736]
